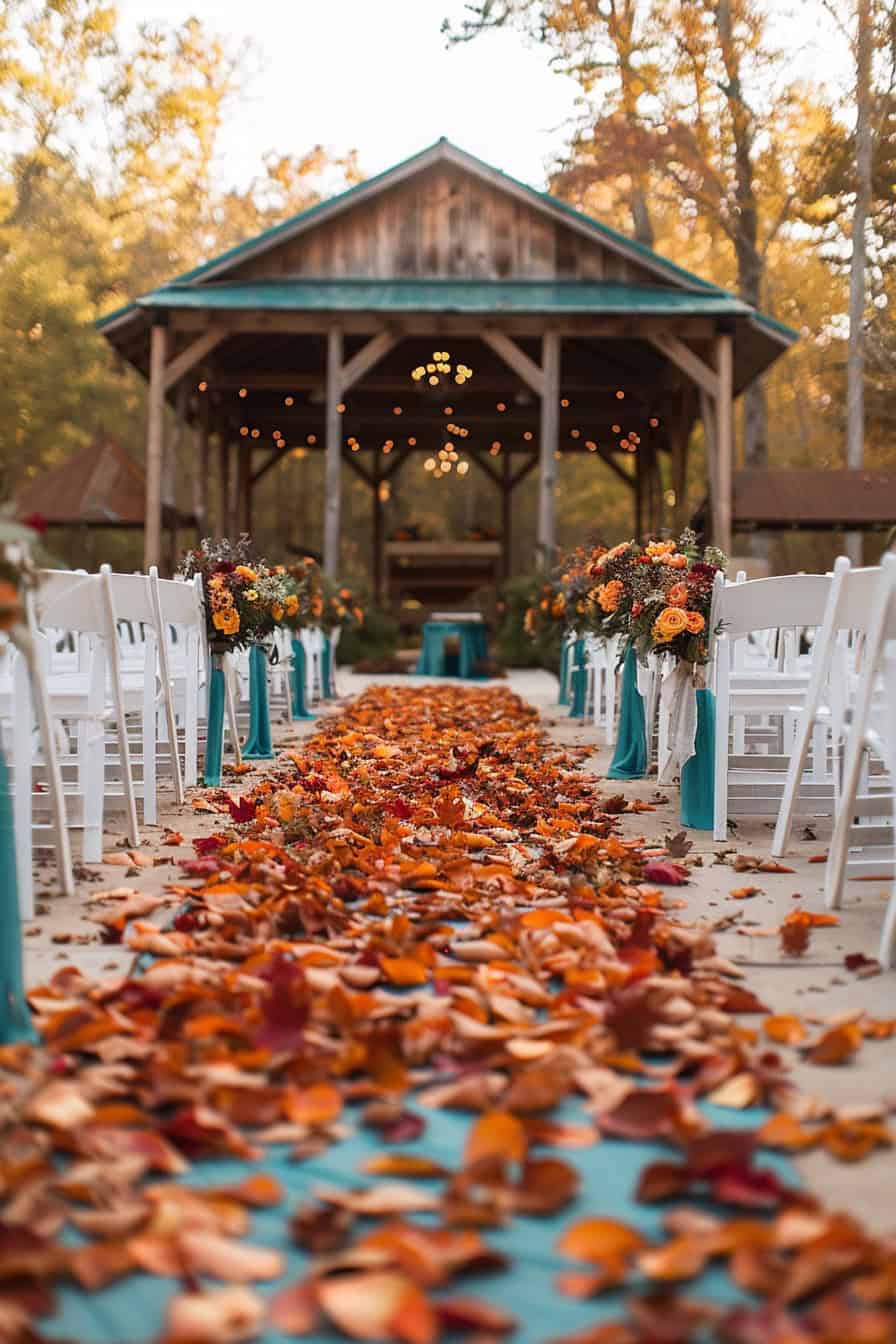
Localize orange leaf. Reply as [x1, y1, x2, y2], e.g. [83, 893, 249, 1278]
[805, 1022, 863, 1066]
[464, 1111, 527, 1168]
[556, 1217, 646, 1264]
[283, 1083, 342, 1127]
[758, 1113, 820, 1152]
[763, 1014, 807, 1046]
[379, 956, 430, 987]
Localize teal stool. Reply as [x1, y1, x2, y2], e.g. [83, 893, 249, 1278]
[203, 654, 227, 787]
[290, 638, 315, 720]
[607, 647, 648, 780]
[0, 749, 37, 1045]
[681, 688, 716, 829]
[244, 644, 275, 759]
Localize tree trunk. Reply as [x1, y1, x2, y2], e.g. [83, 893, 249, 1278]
[846, 0, 873, 566]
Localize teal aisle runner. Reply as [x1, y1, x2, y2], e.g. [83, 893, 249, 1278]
[0, 747, 36, 1044]
[557, 637, 571, 706]
[607, 646, 648, 780]
[244, 644, 275, 760]
[320, 635, 334, 700]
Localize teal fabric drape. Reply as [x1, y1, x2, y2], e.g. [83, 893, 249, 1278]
[0, 748, 36, 1045]
[557, 637, 571, 705]
[568, 637, 587, 718]
[244, 644, 275, 760]
[202, 656, 226, 788]
[321, 635, 334, 699]
[289, 638, 315, 720]
[415, 621, 489, 679]
[607, 646, 648, 780]
[681, 687, 716, 830]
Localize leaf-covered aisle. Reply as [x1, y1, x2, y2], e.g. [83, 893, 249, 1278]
[4, 685, 896, 1344]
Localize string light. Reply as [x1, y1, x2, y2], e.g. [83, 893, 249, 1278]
[239, 426, 249, 436]
[570, 429, 580, 439]
[523, 431, 533, 442]
[378, 481, 391, 502]
[665, 489, 677, 506]
[424, 457, 436, 471]
[336, 402, 346, 414]
[393, 406, 402, 415]
[307, 434, 317, 445]
[407, 436, 417, 446]
[457, 460, 469, 475]
[496, 402, 506, 412]
[612, 424, 621, 434]
[616, 390, 625, 400]
[560, 398, 570, 408]
[586, 440, 597, 452]
[239, 387, 248, 398]
[284, 396, 295, 407]
[250, 428, 260, 439]
[650, 417, 660, 428]
[197, 380, 208, 392]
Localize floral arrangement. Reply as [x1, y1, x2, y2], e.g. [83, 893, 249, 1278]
[178, 537, 294, 651]
[322, 582, 364, 634]
[523, 579, 566, 639]
[589, 530, 725, 664]
[282, 557, 324, 630]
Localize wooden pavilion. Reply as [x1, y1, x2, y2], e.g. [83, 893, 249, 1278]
[98, 139, 796, 590]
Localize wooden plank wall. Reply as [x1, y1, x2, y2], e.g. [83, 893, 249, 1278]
[230, 165, 662, 286]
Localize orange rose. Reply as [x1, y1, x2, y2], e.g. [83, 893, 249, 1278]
[666, 554, 688, 569]
[0, 579, 21, 631]
[597, 579, 624, 613]
[667, 582, 689, 608]
[652, 606, 689, 642]
[685, 611, 705, 634]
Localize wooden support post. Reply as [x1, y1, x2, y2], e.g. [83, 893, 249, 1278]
[536, 332, 560, 571]
[238, 446, 253, 534]
[145, 323, 168, 570]
[715, 331, 734, 559]
[501, 451, 512, 581]
[193, 391, 210, 538]
[634, 444, 645, 540]
[372, 459, 384, 607]
[323, 328, 343, 575]
[669, 398, 691, 534]
[700, 390, 719, 546]
[218, 439, 231, 539]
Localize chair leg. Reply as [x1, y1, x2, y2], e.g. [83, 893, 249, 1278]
[825, 738, 866, 910]
[879, 883, 896, 969]
[11, 660, 33, 920]
[713, 664, 730, 843]
[224, 657, 243, 766]
[772, 707, 817, 857]
[20, 638, 74, 898]
[82, 721, 104, 865]
[141, 682, 157, 828]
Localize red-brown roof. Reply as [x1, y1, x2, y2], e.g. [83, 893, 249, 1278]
[731, 469, 896, 531]
[15, 437, 191, 527]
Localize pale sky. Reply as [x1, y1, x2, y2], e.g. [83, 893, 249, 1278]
[117, 0, 584, 192]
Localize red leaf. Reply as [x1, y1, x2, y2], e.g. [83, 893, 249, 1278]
[643, 860, 690, 886]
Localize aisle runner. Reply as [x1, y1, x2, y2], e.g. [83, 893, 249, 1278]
[5, 686, 891, 1344]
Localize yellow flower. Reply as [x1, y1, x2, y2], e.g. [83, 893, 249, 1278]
[271, 603, 284, 622]
[245, 589, 258, 601]
[213, 609, 240, 635]
[652, 606, 689, 642]
[353, 606, 364, 624]
[285, 595, 299, 617]
[550, 594, 565, 618]
[646, 540, 675, 558]
[524, 607, 536, 635]
[235, 565, 258, 581]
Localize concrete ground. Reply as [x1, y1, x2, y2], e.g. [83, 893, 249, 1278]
[22, 667, 896, 1230]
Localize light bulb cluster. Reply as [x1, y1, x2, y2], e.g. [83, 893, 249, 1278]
[411, 350, 474, 390]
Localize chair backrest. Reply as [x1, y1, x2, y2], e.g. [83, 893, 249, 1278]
[101, 567, 157, 628]
[711, 571, 834, 642]
[35, 571, 105, 636]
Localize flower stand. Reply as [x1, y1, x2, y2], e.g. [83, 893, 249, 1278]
[244, 643, 275, 760]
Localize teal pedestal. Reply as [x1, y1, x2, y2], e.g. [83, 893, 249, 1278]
[681, 688, 716, 830]
[203, 657, 226, 787]
[415, 621, 489, 678]
[558, 638, 571, 706]
[568, 637, 587, 718]
[244, 643, 274, 760]
[0, 749, 36, 1044]
[607, 646, 648, 780]
[290, 638, 315, 720]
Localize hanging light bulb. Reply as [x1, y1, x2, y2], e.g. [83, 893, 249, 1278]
[457, 460, 469, 476]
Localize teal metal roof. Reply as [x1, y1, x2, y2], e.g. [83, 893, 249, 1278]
[126, 279, 754, 317]
[95, 139, 798, 344]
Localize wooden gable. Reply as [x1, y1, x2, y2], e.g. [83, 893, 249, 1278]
[223, 159, 675, 288]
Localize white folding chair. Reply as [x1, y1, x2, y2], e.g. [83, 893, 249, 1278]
[825, 557, 896, 954]
[709, 571, 835, 842]
[151, 571, 205, 789]
[35, 570, 141, 851]
[772, 559, 882, 857]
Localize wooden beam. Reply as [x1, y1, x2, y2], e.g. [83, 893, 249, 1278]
[144, 323, 167, 569]
[340, 330, 399, 393]
[193, 390, 210, 535]
[536, 332, 560, 571]
[699, 389, 719, 545]
[649, 334, 720, 400]
[502, 450, 512, 582]
[715, 331, 734, 558]
[344, 452, 373, 487]
[218, 439, 231, 540]
[511, 455, 538, 489]
[594, 443, 635, 490]
[323, 328, 343, 575]
[464, 446, 501, 488]
[481, 329, 545, 398]
[163, 327, 226, 392]
[251, 445, 290, 485]
[372, 458, 384, 606]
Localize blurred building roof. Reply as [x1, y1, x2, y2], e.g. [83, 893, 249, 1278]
[15, 437, 192, 527]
